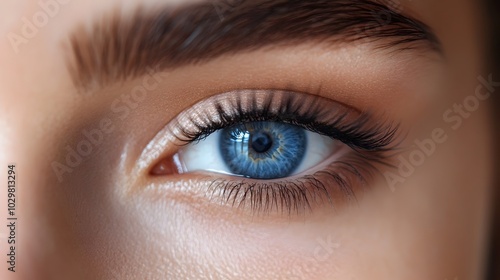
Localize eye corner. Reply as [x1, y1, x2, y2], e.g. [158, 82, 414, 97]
[149, 153, 185, 176]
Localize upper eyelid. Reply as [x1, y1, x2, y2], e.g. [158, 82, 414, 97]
[133, 89, 401, 205]
[170, 89, 351, 137]
[66, 0, 441, 92]
[133, 89, 400, 178]
[167, 89, 399, 151]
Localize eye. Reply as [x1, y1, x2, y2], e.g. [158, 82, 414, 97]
[149, 90, 399, 214]
[179, 121, 342, 179]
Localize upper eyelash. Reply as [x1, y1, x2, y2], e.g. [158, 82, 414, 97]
[174, 90, 400, 152]
[156, 90, 402, 215]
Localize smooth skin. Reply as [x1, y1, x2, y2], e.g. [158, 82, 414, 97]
[0, 0, 494, 279]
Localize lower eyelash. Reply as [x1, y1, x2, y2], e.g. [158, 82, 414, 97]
[154, 90, 402, 215]
[203, 151, 389, 215]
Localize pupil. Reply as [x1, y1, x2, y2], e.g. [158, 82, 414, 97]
[251, 132, 273, 153]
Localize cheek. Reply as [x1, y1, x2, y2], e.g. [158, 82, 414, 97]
[49, 108, 492, 280]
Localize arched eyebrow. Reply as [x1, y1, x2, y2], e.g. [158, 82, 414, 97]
[67, 0, 442, 92]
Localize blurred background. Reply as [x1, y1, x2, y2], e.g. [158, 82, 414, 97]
[487, 0, 500, 278]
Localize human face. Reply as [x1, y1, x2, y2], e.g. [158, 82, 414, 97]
[0, 0, 494, 279]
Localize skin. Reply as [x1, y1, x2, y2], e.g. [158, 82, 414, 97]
[0, 0, 494, 279]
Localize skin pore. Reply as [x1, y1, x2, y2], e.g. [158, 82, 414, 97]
[0, 0, 494, 279]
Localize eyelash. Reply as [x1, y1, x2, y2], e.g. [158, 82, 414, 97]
[204, 153, 388, 215]
[164, 90, 400, 214]
[176, 90, 399, 151]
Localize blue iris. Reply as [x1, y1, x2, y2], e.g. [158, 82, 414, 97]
[219, 122, 307, 179]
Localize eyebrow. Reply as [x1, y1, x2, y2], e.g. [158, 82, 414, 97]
[67, 0, 442, 91]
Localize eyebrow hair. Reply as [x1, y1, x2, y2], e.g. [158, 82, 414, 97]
[67, 0, 442, 91]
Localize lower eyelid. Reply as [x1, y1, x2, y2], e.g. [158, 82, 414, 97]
[147, 149, 387, 217]
[141, 89, 400, 216]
